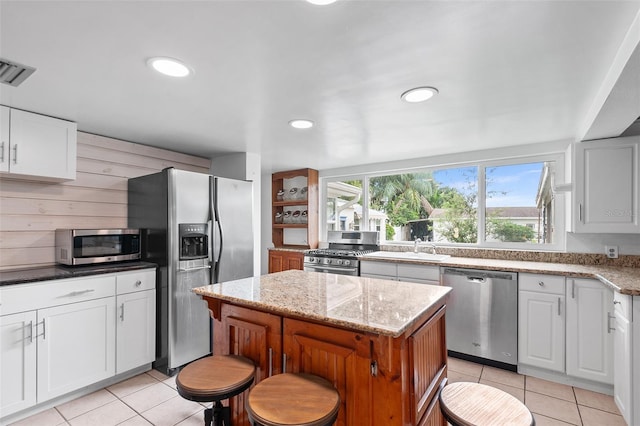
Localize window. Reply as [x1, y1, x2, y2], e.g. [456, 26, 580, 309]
[322, 155, 564, 250]
[326, 179, 363, 232]
[485, 162, 549, 244]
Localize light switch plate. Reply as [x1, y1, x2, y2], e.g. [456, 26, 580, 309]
[605, 245, 619, 259]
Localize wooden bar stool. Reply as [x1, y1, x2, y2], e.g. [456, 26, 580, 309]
[245, 373, 340, 426]
[176, 355, 256, 426]
[439, 382, 535, 426]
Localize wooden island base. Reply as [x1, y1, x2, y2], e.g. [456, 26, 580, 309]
[200, 296, 448, 426]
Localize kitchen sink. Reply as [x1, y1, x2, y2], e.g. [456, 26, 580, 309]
[362, 251, 451, 262]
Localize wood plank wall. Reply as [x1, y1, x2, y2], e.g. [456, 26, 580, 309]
[0, 132, 210, 270]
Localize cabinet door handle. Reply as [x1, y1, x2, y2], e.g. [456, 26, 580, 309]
[0, 141, 4, 162]
[578, 203, 583, 222]
[38, 319, 46, 340]
[27, 320, 34, 343]
[558, 298, 562, 316]
[613, 300, 621, 305]
[268, 347, 273, 377]
[12, 144, 17, 164]
[571, 281, 575, 299]
[607, 312, 616, 333]
[282, 353, 287, 374]
[120, 303, 125, 321]
[67, 289, 95, 297]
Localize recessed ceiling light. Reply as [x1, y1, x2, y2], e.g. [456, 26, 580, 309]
[401, 86, 439, 103]
[147, 57, 192, 77]
[306, 0, 337, 5]
[289, 119, 314, 129]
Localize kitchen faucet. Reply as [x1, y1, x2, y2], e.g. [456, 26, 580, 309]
[430, 244, 437, 255]
[414, 238, 422, 253]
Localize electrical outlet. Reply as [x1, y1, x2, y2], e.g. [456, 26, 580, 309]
[605, 245, 619, 259]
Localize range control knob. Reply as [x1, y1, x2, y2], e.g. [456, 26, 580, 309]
[336, 259, 343, 265]
[343, 260, 351, 266]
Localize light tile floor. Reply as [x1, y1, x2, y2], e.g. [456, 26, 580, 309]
[447, 357, 626, 426]
[9, 357, 626, 426]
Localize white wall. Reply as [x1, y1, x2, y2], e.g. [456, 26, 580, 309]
[260, 171, 273, 274]
[567, 233, 640, 255]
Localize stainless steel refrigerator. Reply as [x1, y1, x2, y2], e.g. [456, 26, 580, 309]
[128, 168, 254, 374]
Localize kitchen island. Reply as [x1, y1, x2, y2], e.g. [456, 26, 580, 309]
[193, 269, 452, 426]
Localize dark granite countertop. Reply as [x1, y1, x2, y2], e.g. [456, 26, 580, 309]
[0, 261, 158, 287]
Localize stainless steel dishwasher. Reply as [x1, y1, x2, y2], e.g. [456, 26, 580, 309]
[441, 267, 518, 370]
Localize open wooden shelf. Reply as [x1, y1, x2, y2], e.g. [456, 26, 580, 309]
[272, 168, 318, 249]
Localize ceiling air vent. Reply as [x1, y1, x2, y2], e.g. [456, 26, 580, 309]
[0, 58, 36, 87]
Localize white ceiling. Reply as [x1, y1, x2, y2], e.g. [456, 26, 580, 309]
[1, 0, 639, 173]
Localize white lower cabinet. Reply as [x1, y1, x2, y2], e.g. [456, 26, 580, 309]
[360, 260, 397, 280]
[116, 270, 156, 374]
[37, 297, 116, 402]
[0, 268, 156, 421]
[0, 311, 37, 415]
[566, 278, 613, 384]
[360, 260, 440, 285]
[612, 294, 632, 425]
[518, 273, 565, 372]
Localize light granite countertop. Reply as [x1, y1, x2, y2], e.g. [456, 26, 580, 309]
[359, 254, 640, 296]
[193, 270, 451, 338]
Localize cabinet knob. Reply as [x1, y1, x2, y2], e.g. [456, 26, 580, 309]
[135, 280, 142, 287]
[538, 281, 544, 287]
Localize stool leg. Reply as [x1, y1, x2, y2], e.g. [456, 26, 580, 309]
[221, 405, 231, 426]
[212, 401, 225, 426]
[204, 407, 213, 426]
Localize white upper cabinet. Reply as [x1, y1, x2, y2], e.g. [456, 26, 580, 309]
[573, 136, 640, 233]
[0, 106, 77, 180]
[0, 106, 9, 173]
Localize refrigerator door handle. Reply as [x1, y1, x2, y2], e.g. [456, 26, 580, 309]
[213, 210, 223, 284]
[210, 176, 224, 284]
[209, 176, 215, 284]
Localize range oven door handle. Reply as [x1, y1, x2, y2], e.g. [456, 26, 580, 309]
[305, 265, 358, 274]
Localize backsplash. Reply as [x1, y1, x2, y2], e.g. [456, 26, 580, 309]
[379, 245, 640, 268]
[0, 132, 210, 271]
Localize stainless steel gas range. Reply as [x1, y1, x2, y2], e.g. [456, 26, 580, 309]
[303, 231, 380, 276]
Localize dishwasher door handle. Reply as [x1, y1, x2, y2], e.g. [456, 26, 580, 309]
[467, 276, 486, 283]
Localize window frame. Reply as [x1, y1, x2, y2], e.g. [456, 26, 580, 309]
[320, 152, 566, 251]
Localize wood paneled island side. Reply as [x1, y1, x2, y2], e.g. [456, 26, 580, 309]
[193, 270, 452, 426]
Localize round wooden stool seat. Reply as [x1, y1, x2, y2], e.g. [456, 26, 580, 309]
[246, 373, 340, 426]
[176, 355, 256, 426]
[439, 382, 535, 426]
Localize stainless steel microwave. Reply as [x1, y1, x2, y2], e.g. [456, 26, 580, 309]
[55, 229, 141, 265]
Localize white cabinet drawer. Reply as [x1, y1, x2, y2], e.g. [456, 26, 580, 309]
[0, 275, 116, 315]
[519, 273, 565, 294]
[613, 293, 632, 320]
[116, 269, 156, 294]
[360, 261, 397, 277]
[397, 264, 440, 282]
